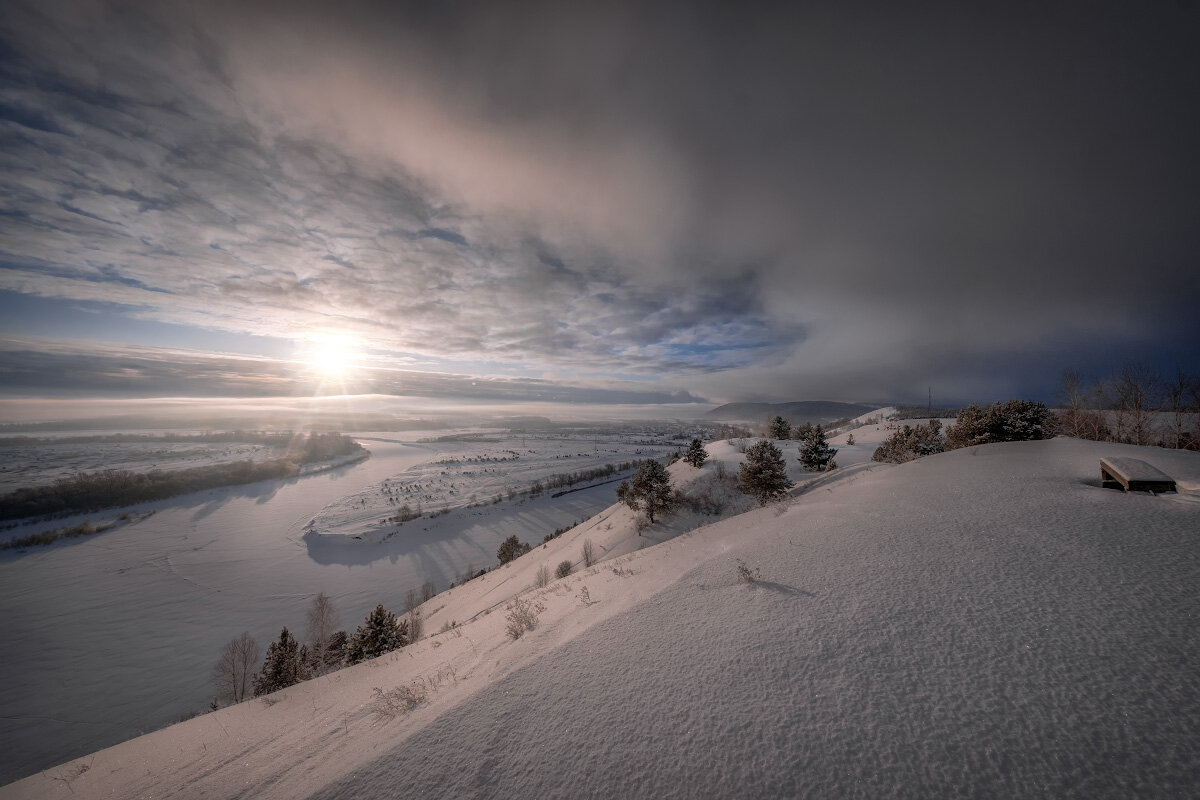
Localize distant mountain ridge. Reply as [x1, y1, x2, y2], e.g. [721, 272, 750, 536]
[704, 400, 880, 425]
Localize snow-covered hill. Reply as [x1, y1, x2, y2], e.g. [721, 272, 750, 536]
[4, 428, 1199, 799]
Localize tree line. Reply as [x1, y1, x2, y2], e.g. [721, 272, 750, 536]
[1059, 364, 1199, 449]
[0, 432, 364, 521]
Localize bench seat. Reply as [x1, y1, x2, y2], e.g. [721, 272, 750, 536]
[1100, 457, 1177, 493]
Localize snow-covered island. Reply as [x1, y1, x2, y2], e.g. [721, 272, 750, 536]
[2, 416, 1197, 799]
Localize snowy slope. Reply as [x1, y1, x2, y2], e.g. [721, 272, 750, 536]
[4, 434, 1199, 799]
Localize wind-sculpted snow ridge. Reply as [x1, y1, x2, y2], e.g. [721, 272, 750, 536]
[4, 436, 1198, 799]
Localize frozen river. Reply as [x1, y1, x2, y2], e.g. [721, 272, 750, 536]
[0, 435, 657, 785]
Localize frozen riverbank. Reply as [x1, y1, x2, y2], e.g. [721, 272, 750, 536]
[0, 432, 670, 784]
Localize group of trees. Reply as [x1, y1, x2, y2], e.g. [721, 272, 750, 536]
[872, 401, 1052, 463]
[615, 439, 711, 525]
[212, 592, 413, 707]
[872, 420, 946, 463]
[945, 400, 1052, 449]
[1, 432, 365, 521]
[1059, 365, 1199, 449]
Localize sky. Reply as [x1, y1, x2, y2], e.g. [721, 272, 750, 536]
[1, 0, 1198, 419]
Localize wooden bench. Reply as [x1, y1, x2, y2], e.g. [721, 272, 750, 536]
[1100, 457, 1177, 493]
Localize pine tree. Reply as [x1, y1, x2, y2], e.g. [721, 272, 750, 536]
[617, 459, 675, 523]
[791, 422, 814, 441]
[253, 627, 309, 697]
[344, 604, 408, 665]
[768, 415, 792, 440]
[798, 424, 838, 471]
[497, 535, 531, 565]
[683, 438, 709, 468]
[738, 440, 793, 503]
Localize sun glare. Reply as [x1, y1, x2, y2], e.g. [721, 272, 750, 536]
[298, 334, 364, 383]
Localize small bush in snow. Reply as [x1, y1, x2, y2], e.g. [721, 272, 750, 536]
[534, 564, 551, 589]
[371, 683, 428, 720]
[555, 560, 573, 579]
[582, 538, 597, 567]
[505, 597, 542, 639]
[735, 559, 760, 584]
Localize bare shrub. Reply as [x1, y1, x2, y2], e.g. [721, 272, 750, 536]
[577, 585, 592, 605]
[581, 538, 596, 567]
[534, 564, 551, 589]
[504, 597, 542, 639]
[371, 682, 428, 720]
[735, 558, 760, 584]
[211, 631, 260, 706]
[421, 580, 436, 602]
[555, 560, 573, 579]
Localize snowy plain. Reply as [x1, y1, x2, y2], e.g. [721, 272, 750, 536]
[3, 419, 1198, 798]
[0, 430, 679, 785]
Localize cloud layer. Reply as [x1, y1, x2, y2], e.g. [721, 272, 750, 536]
[1, 1, 1197, 405]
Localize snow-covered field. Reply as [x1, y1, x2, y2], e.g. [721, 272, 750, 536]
[0, 430, 679, 785]
[3, 421, 1198, 798]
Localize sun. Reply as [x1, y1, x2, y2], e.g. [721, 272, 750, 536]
[297, 333, 364, 383]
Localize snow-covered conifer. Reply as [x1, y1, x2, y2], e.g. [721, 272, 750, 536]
[683, 438, 708, 468]
[737, 440, 792, 503]
[798, 425, 838, 471]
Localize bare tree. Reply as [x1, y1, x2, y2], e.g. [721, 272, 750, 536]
[1083, 376, 1113, 441]
[211, 631, 260, 706]
[1113, 363, 1160, 445]
[306, 592, 339, 673]
[581, 539, 596, 568]
[1059, 369, 1085, 437]
[403, 588, 424, 642]
[405, 588, 421, 614]
[421, 580, 436, 602]
[1163, 368, 1198, 449]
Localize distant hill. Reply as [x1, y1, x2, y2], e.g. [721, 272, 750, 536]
[704, 400, 880, 425]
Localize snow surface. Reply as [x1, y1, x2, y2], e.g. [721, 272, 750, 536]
[0, 433, 675, 784]
[4, 429, 1198, 798]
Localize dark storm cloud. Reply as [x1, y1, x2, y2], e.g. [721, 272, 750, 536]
[1, 0, 1197, 403]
